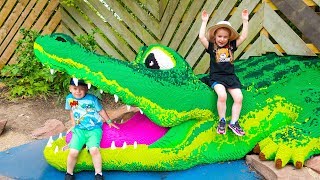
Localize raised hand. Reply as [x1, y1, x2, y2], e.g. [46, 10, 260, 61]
[242, 9, 249, 21]
[202, 10, 209, 22]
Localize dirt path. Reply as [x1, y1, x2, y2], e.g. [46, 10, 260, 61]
[0, 97, 68, 151]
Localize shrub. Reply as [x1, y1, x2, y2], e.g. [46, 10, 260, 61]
[0, 28, 100, 100]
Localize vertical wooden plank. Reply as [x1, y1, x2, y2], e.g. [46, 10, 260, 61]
[32, 0, 59, 31]
[136, 0, 159, 20]
[160, 0, 191, 45]
[56, 23, 64, 33]
[0, 0, 46, 66]
[169, 0, 205, 50]
[0, 0, 29, 45]
[0, 0, 37, 56]
[12, 5, 61, 64]
[86, 0, 143, 51]
[122, 0, 159, 38]
[263, 3, 316, 56]
[60, 8, 86, 36]
[63, 4, 126, 59]
[270, 0, 320, 49]
[104, 0, 156, 45]
[61, 6, 114, 58]
[42, 10, 61, 34]
[159, 0, 169, 19]
[61, 23, 75, 37]
[0, 0, 18, 27]
[0, 0, 7, 9]
[159, 0, 179, 39]
[76, 1, 136, 60]
[193, 53, 210, 75]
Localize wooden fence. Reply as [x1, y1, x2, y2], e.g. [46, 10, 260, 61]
[0, 0, 319, 74]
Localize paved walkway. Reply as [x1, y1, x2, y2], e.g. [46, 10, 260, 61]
[0, 139, 261, 179]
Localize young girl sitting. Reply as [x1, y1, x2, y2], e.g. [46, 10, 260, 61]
[198, 9, 249, 136]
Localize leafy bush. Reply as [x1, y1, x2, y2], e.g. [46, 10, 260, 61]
[0, 28, 99, 100]
[75, 30, 98, 53]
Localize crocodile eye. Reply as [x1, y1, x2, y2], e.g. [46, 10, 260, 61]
[144, 49, 175, 70]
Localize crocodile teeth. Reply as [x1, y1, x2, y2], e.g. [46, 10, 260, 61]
[114, 94, 119, 103]
[111, 141, 116, 150]
[50, 69, 55, 75]
[87, 83, 91, 89]
[100, 89, 103, 94]
[73, 78, 79, 86]
[122, 142, 127, 149]
[46, 136, 53, 147]
[126, 105, 131, 111]
[58, 133, 62, 139]
[54, 146, 59, 154]
[139, 109, 143, 114]
[133, 141, 137, 149]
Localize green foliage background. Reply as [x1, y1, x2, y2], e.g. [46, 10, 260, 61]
[0, 29, 99, 100]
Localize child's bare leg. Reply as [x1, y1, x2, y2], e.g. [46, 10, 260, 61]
[67, 149, 79, 174]
[90, 147, 102, 174]
[214, 84, 227, 119]
[228, 88, 243, 123]
[227, 88, 245, 136]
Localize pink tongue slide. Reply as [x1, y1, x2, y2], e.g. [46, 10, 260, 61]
[66, 112, 168, 148]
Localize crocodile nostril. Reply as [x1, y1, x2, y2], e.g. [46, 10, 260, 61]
[55, 36, 67, 42]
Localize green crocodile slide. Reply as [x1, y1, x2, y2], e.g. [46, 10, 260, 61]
[33, 33, 320, 172]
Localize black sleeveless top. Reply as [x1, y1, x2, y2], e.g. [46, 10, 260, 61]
[205, 41, 241, 88]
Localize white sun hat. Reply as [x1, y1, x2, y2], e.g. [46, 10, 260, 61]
[206, 21, 240, 42]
